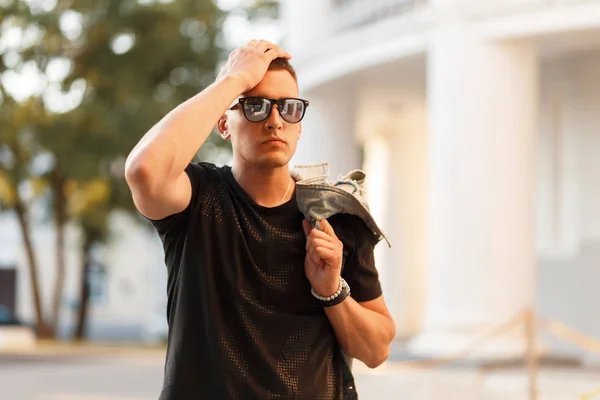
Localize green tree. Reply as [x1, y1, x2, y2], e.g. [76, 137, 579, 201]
[2, 0, 280, 340]
[0, 95, 54, 337]
[0, 0, 232, 339]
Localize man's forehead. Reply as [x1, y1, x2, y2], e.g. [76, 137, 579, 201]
[244, 86, 298, 99]
[241, 92, 297, 99]
[245, 70, 299, 97]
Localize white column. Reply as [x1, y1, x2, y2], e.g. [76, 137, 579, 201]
[362, 130, 397, 325]
[279, 0, 332, 55]
[357, 86, 428, 338]
[292, 82, 361, 178]
[388, 98, 428, 338]
[409, 22, 539, 358]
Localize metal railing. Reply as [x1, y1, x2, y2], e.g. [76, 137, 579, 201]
[390, 306, 600, 400]
[330, 0, 427, 32]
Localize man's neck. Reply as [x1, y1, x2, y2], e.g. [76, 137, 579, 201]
[231, 161, 295, 207]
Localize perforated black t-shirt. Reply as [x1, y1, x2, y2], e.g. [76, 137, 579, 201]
[151, 162, 382, 400]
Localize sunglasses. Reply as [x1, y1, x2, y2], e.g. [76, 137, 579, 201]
[231, 96, 309, 124]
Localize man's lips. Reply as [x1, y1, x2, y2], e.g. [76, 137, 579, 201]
[263, 138, 287, 144]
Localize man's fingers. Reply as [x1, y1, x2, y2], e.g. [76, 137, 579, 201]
[254, 38, 290, 59]
[315, 247, 337, 264]
[306, 236, 337, 251]
[308, 222, 339, 242]
[255, 39, 277, 51]
[319, 219, 338, 239]
[309, 247, 323, 265]
[306, 237, 337, 252]
[245, 39, 291, 60]
[264, 47, 291, 59]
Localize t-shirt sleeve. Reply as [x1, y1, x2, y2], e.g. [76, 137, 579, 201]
[146, 162, 217, 277]
[338, 216, 383, 303]
[148, 162, 211, 236]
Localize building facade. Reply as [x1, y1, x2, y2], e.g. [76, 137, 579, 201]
[282, 0, 600, 363]
[3, 0, 600, 362]
[0, 211, 168, 342]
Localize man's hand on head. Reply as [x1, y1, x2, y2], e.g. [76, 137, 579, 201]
[302, 219, 344, 297]
[216, 39, 292, 93]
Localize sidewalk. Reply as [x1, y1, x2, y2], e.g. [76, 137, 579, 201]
[1, 341, 600, 399]
[353, 362, 600, 400]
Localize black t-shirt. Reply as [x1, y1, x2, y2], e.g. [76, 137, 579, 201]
[151, 162, 383, 400]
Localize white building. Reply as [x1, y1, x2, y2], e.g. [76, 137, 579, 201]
[3, 0, 600, 364]
[283, 0, 600, 363]
[0, 211, 168, 342]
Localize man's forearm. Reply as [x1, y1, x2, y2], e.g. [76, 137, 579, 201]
[324, 296, 396, 368]
[125, 75, 245, 189]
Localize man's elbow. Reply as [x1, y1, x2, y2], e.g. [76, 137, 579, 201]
[125, 153, 150, 184]
[125, 155, 162, 195]
[364, 323, 396, 368]
[364, 345, 391, 369]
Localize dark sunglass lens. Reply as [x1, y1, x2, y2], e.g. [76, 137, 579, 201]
[280, 100, 305, 123]
[243, 98, 270, 122]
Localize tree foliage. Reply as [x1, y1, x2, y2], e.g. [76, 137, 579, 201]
[0, 0, 270, 338]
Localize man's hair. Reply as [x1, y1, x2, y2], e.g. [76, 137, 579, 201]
[268, 58, 297, 82]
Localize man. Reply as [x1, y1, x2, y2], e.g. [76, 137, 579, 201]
[125, 39, 396, 399]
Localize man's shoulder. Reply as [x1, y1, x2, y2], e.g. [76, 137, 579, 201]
[328, 213, 375, 246]
[185, 162, 231, 185]
[188, 161, 226, 174]
[328, 213, 367, 230]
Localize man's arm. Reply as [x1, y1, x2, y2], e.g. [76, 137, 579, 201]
[324, 295, 395, 368]
[124, 75, 244, 220]
[124, 40, 291, 220]
[302, 219, 396, 368]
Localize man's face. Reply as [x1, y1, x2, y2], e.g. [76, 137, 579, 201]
[219, 70, 302, 169]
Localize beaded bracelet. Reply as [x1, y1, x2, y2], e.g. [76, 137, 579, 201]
[311, 278, 350, 307]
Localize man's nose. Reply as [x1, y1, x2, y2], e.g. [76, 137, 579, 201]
[265, 104, 284, 130]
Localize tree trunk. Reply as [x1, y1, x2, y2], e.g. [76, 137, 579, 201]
[14, 197, 54, 338]
[74, 229, 95, 341]
[51, 170, 66, 332]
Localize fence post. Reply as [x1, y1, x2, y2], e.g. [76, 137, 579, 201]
[525, 306, 538, 400]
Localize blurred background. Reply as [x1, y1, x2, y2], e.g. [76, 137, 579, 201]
[1, 0, 600, 399]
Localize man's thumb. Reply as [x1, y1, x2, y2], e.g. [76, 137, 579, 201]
[319, 219, 337, 238]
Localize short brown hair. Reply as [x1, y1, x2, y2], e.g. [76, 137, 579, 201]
[268, 58, 297, 82]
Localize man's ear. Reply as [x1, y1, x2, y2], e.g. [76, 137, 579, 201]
[217, 114, 231, 140]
